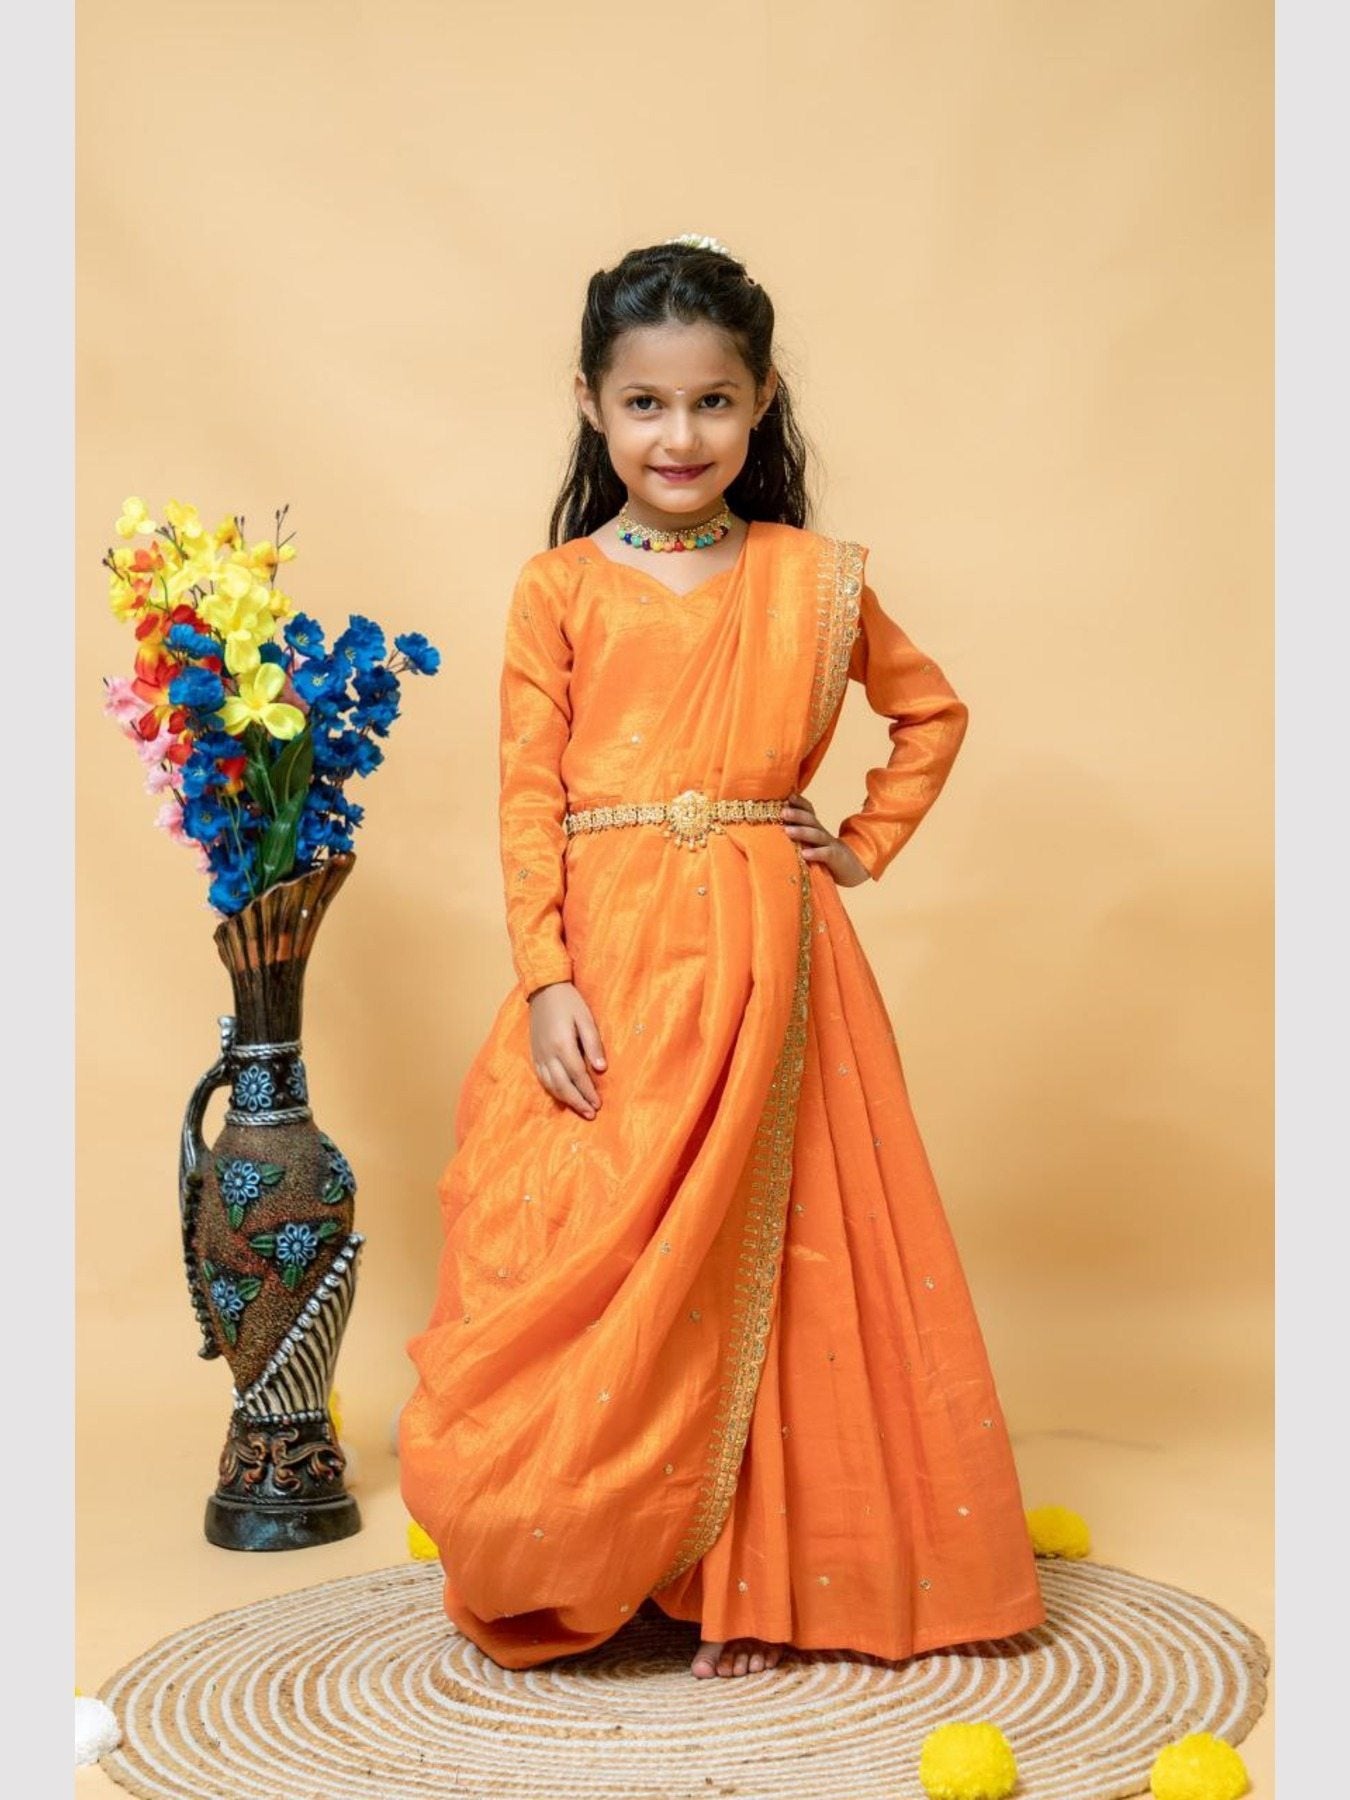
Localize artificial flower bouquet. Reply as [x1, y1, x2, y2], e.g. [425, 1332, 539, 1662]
[102, 498, 441, 915]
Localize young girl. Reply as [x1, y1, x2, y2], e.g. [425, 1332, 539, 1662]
[400, 234, 1046, 1681]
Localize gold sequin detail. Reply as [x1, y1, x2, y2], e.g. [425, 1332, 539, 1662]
[696, 884, 708, 895]
[689, 1308, 702, 1321]
[737, 1579, 749, 1592]
[838, 1063, 850, 1076]
[981, 1418, 993, 1428]
[629, 732, 642, 744]
[650, 842, 813, 1589]
[532, 1527, 545, 1538]
[919, 1578, 932, 1589]
[924, 1275, 936, 1289]
[805, 537, 865, 755]
[817, 1574, 831, 1586]
[633, 1020, 645, 1034]
[514, 867, 531, 882]
[598, 1389, 611, 1403]
[957, 1506, 970, 1516]
[659, 1240, 672, 1255]
[663, 1462, 675, 1475]
[619, 1602, 630, 1614]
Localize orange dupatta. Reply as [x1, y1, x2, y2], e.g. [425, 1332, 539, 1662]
[400, 522, 869, 1660]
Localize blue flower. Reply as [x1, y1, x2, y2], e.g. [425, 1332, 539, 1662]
[181, 759, 217, 800]
[394, 631, 442, 675]
[352, 736, 384, 775]
[275, 1222, 321, 1269]
[192, 728, 239, 761]
[293, 659, 350, 707]
[208, 868, 254, 915]
[284, 612, 326, 656]
[209, 1275, 247, 1321]
[258, 642, 289, 667]
[352, 665, 401, 736]
[235, 1064, 276, 1112]
[333, 615, 387, 672]
[286, 1061, 309, 1104]
[169, 667, 226, 714]
[166, 623, 221, 660]
[322, 1133, 355, 1198]
[183, 794, 231, 843]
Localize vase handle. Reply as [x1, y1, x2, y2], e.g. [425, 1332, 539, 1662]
[180, 1014, 237, 1360]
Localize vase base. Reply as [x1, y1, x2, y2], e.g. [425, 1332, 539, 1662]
[204, 1490, 362, 1552]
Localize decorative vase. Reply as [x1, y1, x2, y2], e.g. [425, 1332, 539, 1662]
[179, 851, 364, 1551]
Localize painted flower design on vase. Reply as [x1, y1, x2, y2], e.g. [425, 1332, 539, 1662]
[215, 1156, 285, 1229]
[249, 1217, 341, 1290]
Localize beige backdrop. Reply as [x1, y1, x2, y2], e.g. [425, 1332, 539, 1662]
[75, 0, 1273, 1786]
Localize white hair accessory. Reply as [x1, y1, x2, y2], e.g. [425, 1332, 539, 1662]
[665, 232, 735, 258]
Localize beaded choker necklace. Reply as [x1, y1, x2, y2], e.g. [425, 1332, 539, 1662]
[615, 500, 735, 553]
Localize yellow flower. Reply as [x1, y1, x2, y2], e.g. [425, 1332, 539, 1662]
[1026, 1504, 1091, 1559]
[328, 1388, 344, 1439]
[220, 663, 305, 739]
[115, 497, 156, 538]
[213, 515, 241, 549]
[164, 498, 207, 547]
[199, 584, 277, 676]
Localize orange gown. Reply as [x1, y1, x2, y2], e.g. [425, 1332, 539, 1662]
[399, 519, 1046, 1668]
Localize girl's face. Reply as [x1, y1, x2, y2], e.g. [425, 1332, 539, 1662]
[575, 319, 778, 528]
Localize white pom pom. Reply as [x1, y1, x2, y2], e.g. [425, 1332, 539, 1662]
[75, 1695, 121, 1765]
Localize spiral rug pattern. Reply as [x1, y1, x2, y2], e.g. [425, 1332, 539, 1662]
[96, 1558, 1267, 1800]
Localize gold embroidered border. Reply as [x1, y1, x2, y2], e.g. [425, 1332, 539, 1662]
[805, 536, 865, 757]
[651, 845, 815, 1591]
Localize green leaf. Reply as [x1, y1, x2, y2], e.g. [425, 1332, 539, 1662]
[282, 1262, 302, 1291]
[322, 1179, 346, 1205]
[228, 1204, 244, 1229]
[236, 1276, 263, 1301]
[202, 1259, 217, 1281]
[317, 1219, 340, 1239]
[213, 1160, 227, 1181]
[248, 1234, 277, 1256]
[259, 789, 307, 888]
[260, 1164, 286, 1186]
[243, 756, 275, 816]
[271, 728, 314, 809]
[222, 1318, 238, 1346]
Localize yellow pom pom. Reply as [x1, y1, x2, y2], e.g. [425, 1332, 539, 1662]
[407, 1521, 440, 1562]
[918, 1721, 1018, 1800]
[328, 1387, 344, 1440]
[1026, 1503, 1091, 1558]
[1150, 1731, 1249, 1800]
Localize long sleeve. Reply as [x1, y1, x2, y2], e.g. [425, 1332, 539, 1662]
[834, 583, 970, 881]
[498, 555, 575, 1000]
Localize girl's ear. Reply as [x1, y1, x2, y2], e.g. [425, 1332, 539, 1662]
[574, 372, 601, 434]
[754, 364, 780, 426]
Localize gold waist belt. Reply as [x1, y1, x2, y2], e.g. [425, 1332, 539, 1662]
[564, 788, 790, 852]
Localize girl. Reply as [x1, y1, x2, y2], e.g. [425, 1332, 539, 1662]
[400, 234, 1046, 1681]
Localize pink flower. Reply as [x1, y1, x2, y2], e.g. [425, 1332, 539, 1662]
[153, 796, 212, 873]
[144, 762, 179, 796]
[103, 676, 145, 728]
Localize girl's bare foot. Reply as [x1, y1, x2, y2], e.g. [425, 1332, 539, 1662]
[690, 1636, 785, 1677]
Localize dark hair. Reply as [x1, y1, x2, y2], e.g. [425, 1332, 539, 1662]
[547, 240, 815, 547]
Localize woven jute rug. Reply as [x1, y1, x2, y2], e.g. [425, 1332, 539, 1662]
[96, 1557, 1268, 1800]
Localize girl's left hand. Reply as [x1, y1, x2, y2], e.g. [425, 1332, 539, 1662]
[780, 791, 871, 887]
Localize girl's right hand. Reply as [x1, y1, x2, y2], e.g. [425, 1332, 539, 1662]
[527, 981, 607, 1119]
